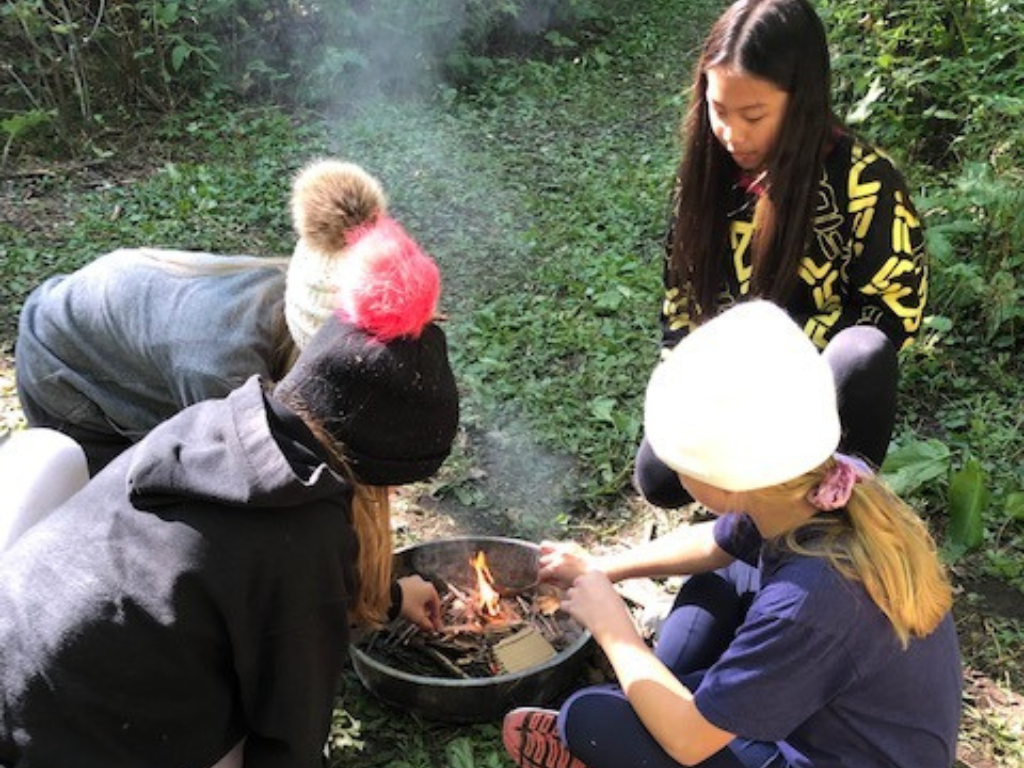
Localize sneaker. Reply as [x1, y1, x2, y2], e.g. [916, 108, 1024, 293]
[502, 707, 588, 768]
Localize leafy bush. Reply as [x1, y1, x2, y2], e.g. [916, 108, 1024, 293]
[920, 162, 1024, 345]
[821, 0, 1024, 169]
[0, 0, 223, 148]
[817, 0, 1023, 572]
[0, 0, 618, 159]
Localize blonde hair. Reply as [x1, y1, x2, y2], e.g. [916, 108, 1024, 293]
[347, 483, 395, 627]
[765, 457, 952, 648]
[268, 304, 300, 382]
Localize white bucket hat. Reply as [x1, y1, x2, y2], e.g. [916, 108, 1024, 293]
[644, 300, 840, 492]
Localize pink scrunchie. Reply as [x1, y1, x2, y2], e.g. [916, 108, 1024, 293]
[807, 454, 873, 511]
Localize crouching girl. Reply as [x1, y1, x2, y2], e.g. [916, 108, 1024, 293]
[0, 224, 458, 767]
[504, 301, 960, 768]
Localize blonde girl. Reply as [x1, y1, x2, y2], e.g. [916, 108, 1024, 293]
[503, 301, 959, 768]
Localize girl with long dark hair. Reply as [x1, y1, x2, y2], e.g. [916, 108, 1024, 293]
[636, 0, 927, 508]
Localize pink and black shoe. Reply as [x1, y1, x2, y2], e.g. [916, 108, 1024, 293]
[502, 707, 588, 768]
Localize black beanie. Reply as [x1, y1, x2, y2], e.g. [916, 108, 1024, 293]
[273, 314, 459, 486]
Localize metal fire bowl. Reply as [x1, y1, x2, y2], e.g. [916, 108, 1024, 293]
[349, 536, 594, 724]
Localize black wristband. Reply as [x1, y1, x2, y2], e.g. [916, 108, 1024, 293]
[386, 580, 403, 622]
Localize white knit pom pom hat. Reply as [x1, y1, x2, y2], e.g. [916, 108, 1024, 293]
[644, 300, 840, 492]
[284, 159, 387, 350]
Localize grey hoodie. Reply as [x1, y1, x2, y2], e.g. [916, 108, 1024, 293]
[15, 248, 286, 444]
[0, 377, 358, 768]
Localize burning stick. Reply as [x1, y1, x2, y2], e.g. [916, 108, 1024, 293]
[357, 548, 580, 680]
[445, 582, 470, 603]
[471, 551, 502, 618]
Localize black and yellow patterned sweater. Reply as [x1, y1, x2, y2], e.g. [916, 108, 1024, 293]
[661, 134, 927, 353]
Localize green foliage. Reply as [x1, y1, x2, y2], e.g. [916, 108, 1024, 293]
[896, 331, 1021, 564]
[440, 0, 705, 507]
[821, 0, 1024, 168]
[0, 0, 619, 158]
[948, 458, 989, 553]
[0, 107, 318, 348]
[326, 670, 510, 767]
[918, 162, 1024, 345]
[813, 0, 1024, 572]
[0, 0, 224, 148]
[0, 109, 51, 168]
[881, 439, 952, 497]
[442, 0, 616, 87]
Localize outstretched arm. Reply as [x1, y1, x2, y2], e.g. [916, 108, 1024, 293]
[539, 519, 733, 589]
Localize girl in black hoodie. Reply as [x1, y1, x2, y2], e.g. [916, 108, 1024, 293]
[0, 217, 459, 768]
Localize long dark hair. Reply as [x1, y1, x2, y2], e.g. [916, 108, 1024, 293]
[670, 0, 840, 320]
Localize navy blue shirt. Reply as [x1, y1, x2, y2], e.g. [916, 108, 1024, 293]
[693, 514, 961, 768]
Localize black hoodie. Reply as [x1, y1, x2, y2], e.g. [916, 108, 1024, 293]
[0, 376, 359, 768]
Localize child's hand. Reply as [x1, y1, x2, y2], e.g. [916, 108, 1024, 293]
[538, 540, 594, 589]
[562, 570, 635, 644]
[397, 575, 442, 631]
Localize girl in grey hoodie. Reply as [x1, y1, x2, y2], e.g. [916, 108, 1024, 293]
[0, 219, 458, 768]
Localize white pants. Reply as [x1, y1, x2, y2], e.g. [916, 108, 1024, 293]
[0, 428, 89, 551]
[210, 740, 245, 768]
[0, 430, 247, 767]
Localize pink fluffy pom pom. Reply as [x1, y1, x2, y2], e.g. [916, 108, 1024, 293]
[335, 217, 441, 341]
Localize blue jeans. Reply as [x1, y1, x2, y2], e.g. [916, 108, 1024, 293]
[558, 563, 789, 768]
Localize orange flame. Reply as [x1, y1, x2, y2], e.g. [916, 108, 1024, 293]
[471, 551, 501, 617]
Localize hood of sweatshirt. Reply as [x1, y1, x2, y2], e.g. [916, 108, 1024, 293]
[0, 375, 360, 765]
[125, 375, 349, 509]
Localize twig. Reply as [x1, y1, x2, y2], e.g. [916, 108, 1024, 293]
[422, 646, 471, 679]
[1, 158, 111, 180]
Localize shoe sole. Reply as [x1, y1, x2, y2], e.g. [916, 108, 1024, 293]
[503, 708, 585, 768]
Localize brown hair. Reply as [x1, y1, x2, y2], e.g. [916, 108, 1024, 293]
[346, 483, 394, 627]
[268, 301, 300, 382]
[669, 0, 841, 322]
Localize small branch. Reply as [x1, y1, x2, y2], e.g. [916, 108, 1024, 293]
[0, 157, 111, 180]
[422, 646, 471, 679]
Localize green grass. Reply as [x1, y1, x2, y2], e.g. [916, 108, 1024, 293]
[2, 0, 1022, 764]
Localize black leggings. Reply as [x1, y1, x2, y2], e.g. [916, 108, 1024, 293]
[558, 563, 788, 768]
[635, 326, 897, 508]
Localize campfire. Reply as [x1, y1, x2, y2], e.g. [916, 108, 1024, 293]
[357, 548, 585, 680]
